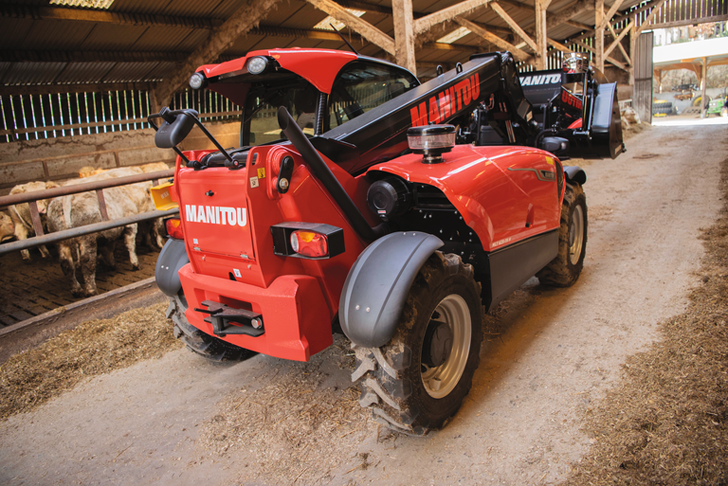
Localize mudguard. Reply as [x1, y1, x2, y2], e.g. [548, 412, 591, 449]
[563, 166, 586, 185]
[155, 238, 189, 297]
[339, 231, 443, 348]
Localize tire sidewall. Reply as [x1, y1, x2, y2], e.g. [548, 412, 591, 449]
[398, 266, 483, 427]
[564, 190, 588, 275]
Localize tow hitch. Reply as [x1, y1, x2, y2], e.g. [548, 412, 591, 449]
[194, 300, 265, 337]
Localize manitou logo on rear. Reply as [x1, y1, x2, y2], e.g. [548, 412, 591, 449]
[519, 74, 561, 86]
[185, 205, 247, 227]
[410, 74, 480, 126]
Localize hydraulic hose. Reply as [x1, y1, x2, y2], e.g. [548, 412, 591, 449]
[277, 106, 385, 243]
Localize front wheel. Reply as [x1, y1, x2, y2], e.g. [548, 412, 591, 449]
[352, 253, 484, 435]
[537, 182, 587, 287]
[167, 291, 257, 362]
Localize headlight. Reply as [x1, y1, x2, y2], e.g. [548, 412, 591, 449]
[189, 72, 206, 90]
[247, 56, 268, 75]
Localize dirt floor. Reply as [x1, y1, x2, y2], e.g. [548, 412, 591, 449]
[0, 122, 726, 485]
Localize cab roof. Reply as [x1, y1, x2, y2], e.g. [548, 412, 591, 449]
[196, 48, 358, 95]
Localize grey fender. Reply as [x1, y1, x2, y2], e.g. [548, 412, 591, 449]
[339, 231, 443, 348]
[155, 238, 189, 297]
[563, 165, 586, 185]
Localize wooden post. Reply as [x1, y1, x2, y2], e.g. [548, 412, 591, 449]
[535, 0, 551, 70]
[392, 0, 416, 75]
[628, 28, 636, 86]
[700, 57, 708, 119]
[595, 0, 604, 72]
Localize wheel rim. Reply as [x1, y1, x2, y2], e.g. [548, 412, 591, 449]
[568, 204, 584, 266]
[421, 294, 472, 399]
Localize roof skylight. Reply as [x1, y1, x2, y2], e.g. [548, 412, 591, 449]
[50, 0, 115, 9]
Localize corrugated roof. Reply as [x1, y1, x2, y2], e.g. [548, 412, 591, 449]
[0, 0, 680, 89]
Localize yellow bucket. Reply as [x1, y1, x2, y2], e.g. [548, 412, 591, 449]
[150, 181, 178, 210]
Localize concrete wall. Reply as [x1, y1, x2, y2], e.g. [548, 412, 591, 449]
[0, 121, 241, 195]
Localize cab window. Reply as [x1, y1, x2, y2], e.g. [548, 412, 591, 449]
[243, 79, 319, 146]
[327, 61, 418, 130]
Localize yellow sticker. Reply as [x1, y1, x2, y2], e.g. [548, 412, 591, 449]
[257, 168, 266, 179]
[545, 156, 554, 165]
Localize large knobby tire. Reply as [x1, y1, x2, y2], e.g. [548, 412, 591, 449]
[167, 291, 257, 362]
[537, 182, 587, 287]
[351, 252, 484, 435]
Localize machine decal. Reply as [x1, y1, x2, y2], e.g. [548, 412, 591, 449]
[560, 88, 583, 110]
[519, 73, 561, 86]
[508, 167, 556, 182]
[410, 74, 481, 126]
[184, 204, 248, 227]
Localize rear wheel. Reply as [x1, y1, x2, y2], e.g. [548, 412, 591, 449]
[167, 291, 257, 362]
[351, 253, 483, 435]
[537, 182, 587, 287]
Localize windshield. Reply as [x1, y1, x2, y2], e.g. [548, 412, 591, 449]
[243, 79, 319, 146]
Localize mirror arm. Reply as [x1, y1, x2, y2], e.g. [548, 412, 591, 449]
[148, 109, 234, 166]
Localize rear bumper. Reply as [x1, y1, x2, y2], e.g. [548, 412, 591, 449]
[178, 264, 333, 361]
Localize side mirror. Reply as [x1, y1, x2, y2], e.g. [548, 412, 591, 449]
[540, 136, 570, 156]
[154, 108, 198, 149]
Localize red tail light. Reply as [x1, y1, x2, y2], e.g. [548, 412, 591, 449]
[290, 230, 328, 258]
[165, 218, 184, 239]
[270, 222, 344, 259]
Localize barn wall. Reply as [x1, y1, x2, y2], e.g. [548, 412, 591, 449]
[0, 121, 240, 195]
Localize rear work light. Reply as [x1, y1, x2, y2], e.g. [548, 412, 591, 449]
[165, 217, 184, 239]
[270, 222, 344, 260]
[407, 124, 456, 164]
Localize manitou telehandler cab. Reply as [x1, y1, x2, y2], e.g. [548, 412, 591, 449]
[150, 48, 623, 434]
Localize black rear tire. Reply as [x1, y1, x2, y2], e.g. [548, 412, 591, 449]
[351, 252, 484, 435]
[167, 291, 257, 362]
[537, 182, 587, 287]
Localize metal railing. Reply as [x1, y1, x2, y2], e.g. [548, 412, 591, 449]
[0, 169, 178, 256]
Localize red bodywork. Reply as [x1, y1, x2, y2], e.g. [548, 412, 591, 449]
[197, 48, 358, 105]
[168, 142, 564, 361]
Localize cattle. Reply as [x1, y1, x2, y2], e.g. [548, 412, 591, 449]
[47, 187, 140, 297]
[7, 181, 60, 261]
[47, 166, 166, 297]
[78, 161, 170, 178]
[0, 211, 14, 243]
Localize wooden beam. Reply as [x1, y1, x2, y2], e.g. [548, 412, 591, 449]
[570, 39, 629, 72]
[633, 0, 669, 36]
[152, 0, 281, 107]
[548, 1, 593, 27]
[421, 42, 482, 55]
[534, 0, 551, 70]
[649, 13, 728, 30]
[306, 0, 395, 54]
[547, 38, 573, 54]
[490, 2, 538, 53]
[598, 0, 625, 31]
[605, 19, 633, 62]
[606, 56, 628, 72]
[415, 0, 492, 36]
[595, 0, 604, 71]
[0, 4, 220, 29]
[700, 57, 708, 118]
[454, 17, 531, 62]
[0, 82, 155, 97]
[392, 0, 416, 74]
[0, 50, 187, 63]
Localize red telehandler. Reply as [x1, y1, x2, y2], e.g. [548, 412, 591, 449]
[150, 48, 623, 434]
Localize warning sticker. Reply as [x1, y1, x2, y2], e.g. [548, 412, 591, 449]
[257, 168, 266, 179]
[250, 177, 259, 188]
